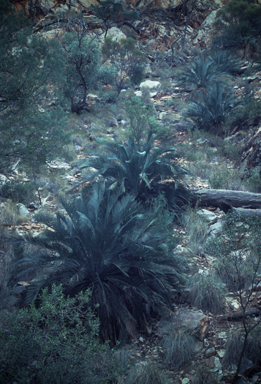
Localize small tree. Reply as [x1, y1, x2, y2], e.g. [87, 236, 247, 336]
[207, 213, 261, 383]
[102, 37, 147, 93]
[62, 32, 114, 114]
[212, 0, 261, 57]
[0, 0, 70, 176]
[91, 0, 138, 38]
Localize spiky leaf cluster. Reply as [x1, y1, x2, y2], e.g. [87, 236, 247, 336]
[77, 131, 189, 210]
[185, 83, 240, 132]
[10, 182, 186, 343]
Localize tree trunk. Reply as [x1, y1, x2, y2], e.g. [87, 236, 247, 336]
[191, 189, 261, 211]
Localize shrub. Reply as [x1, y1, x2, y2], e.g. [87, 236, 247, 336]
[0, 284, 117, 384]
[62, 32, 114, 114]
[188, 273, 226, 314]
[212, 0, 261, 55]
[102, 37, 146, 93]
[161, 327, 196, 369]
[0, 180, 36, 204]
[10, 182, 187, 343]
[222, 326, 261, 373]
[125, 364, 169, 384]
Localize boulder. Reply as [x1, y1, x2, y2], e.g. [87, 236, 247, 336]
[17, 203, 30, 217]
[159, 308, 209, 341]
[197, 209, 217, 224]
[140, 80, 161, 90]
[103, 27, 126, 42]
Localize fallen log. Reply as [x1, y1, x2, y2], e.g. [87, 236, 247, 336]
[191, 189, 261, 211]
[217, 308, 261, 321]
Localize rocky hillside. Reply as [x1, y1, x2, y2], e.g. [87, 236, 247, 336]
[1, 0, 261, 383]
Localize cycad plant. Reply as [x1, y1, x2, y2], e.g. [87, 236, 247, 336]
[77, 132, 190, 212]
[208, 50, 241, 76]
[10, 182, 187, 344]
[185, 82, 240, 132]
[177, 57, 220, 90]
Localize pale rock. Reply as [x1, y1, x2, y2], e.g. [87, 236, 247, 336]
[103, 27, 126, 42]
[17, 203, 30, 217]
[197, 209, 217, 224]
[0, 174, 7, 186]
[216, 349, 226, 358]
[208, 220, 223, 236]
[214, 357, 222, 370]
[182, 378, 190, 384]
[193, 10, 218, 45]
[140, 80, 161, 90]
[48, 160, 71, 171]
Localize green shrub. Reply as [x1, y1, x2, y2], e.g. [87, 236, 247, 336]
[161, 327, 196, 369]
[0, 284, 117, 384]
[206, 213, 261, 291]
[0, 180, 36, 204]
[125, 364, 169, 384]
[246, 171, 261, 192]
[188, 273, 226, 314]
[102, 37, 146, 94]
[222, 327, 261, 372]
[212, 0, 261, 54]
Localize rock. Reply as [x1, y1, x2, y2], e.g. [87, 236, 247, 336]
[140, 80, 161, 90]
[48, 160, 71, 171]
[17, 203, 30, 217]
[205, 347, 216, 358]
[0, 174, 7, 187]
[103, 27, 126, 42]
[181, 378, 190, 384]
[208, 219, 223, 236]
[197, 209, 217, 224]
[159, 308, 209, 341]
[193, 10, 219, 45]
[107, 117, 118, 127]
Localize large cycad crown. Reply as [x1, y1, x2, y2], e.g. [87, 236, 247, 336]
[177, 57, 219, 90]
[77, 131, 190, 211]
[10, 182, 186, 343]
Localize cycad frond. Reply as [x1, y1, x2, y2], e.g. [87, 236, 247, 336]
[77, 134, 190, 211]
[10, 182, 186, 343]
[185, 82, 240, 132]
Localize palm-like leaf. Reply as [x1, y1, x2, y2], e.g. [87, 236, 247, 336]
[10, 182, 187, 343]
[77, 132, 190, 211]
[185, 82, 240, 132]
[209, 50, 242, 75]
[177, 58, 221, 90]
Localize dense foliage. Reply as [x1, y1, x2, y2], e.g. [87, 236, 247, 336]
[10, 182, 186, 343]
[0, 285, 116, 384]
[212, 0, 261, 55]
[0, 0, 70, 176]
